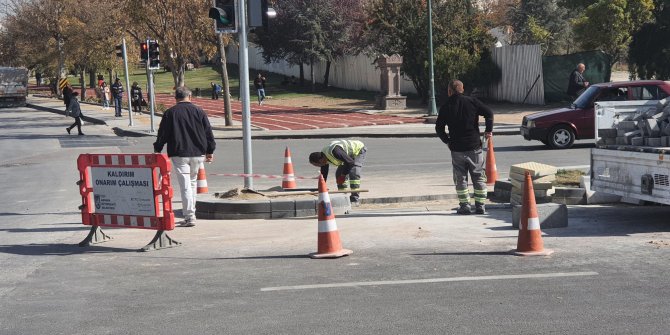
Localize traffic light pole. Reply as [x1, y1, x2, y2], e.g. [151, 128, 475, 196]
[238, 0, 254, 189]
[122, 38, 134, 126]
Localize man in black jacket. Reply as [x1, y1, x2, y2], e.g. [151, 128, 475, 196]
[154, 86, 216, 227]
[435, 80, 494, 215]
[567, 63, 589, 98]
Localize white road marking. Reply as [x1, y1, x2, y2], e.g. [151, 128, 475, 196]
[261, 271, 599, 292]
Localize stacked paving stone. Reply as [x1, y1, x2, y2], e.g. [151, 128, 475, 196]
[597, 98, 670, 146]
[509, 162, 558, 205]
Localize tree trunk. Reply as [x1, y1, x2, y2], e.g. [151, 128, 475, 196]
[108, 68, 113, 86]
[310, 57, 315, 92]
[323, 60, 331, 88]
[299, 63, 305, 86]
[80, 69, 86, 99]
[88, 69, 96, 88]
[171, 59, 186, 88]
[218, 34, 233, 126]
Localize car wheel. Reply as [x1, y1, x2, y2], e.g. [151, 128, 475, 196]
[548, 125, 575, 149]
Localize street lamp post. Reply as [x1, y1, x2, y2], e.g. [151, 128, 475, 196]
[427, 0, 438, 116]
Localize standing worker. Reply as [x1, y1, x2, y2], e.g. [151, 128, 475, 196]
[435, 80, 493, 215]
[309, 139, 367, 206]
[111, 78, 124, 117]
[153, 86, 216, 227]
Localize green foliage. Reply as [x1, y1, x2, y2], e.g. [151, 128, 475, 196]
[629, 1, 670, 79]
[573, 0, 654, 66]
[510, 0, 570, 55]
[363, 0, 499, 103]
[255, 0, 363, 73]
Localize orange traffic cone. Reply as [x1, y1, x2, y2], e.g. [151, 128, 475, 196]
[310, 174, 353, 259]
[196, 162, 208, 194]
[513, 171, 553, 256]
[485, 136, 498, 186]
[282, 146, 297, 189]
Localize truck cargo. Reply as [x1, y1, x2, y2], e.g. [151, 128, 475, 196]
[0, 67, 29, 107]
[591, 99, 670, 205]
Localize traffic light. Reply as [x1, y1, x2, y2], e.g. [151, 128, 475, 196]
[148, 40, 160, 69]
[140, 42, 148, 62]
[248, 0, 276, 31]
[115, 44, 123, 58]
[209, 0, 237, 34]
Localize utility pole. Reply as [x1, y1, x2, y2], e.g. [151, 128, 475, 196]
[427, 0, 438, 116]
[145, 38, 156, 133]
[238, 0, 254, 189]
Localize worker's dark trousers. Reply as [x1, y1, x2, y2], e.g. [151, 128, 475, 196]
[336, 147, 367, 202]
[451, 148, 487, 205]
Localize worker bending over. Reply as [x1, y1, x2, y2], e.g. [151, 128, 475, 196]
[309, 139, 367, 206]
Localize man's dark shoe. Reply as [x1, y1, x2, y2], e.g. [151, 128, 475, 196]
[78, 133, 85, 136]
[475, 203, 486, 214]
[456, 203, 472, 215]
[66, 127, 71, 134]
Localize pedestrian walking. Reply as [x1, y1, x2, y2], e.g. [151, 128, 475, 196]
[101, 82, 111, 110]
[435, 80, 494, 215]
[253, 73, 266, 105]
[309, 139, 367, 206]
[111, 78, 124, 117]
[130, 82, 143, 115]
[65, 91, 85, 135]
[153, 86, 216, 227]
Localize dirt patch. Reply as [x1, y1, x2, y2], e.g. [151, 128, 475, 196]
[555, 169, 586, 187]
[214, 187, 317, 200]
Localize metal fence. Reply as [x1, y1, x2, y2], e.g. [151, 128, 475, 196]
[225, 43, 418, 95]
[487, 45, 545, 105]
[226, 43, 545, 105]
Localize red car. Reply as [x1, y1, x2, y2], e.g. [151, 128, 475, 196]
[521, 80, 670, 149]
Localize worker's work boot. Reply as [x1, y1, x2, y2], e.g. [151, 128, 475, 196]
[456, 203, 472, 215]
[475, 203, 486, 214]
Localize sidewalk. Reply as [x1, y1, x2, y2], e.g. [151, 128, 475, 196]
[27, 95, 524, 140]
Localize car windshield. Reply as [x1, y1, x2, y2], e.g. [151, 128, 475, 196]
[572, 86, 600, 109]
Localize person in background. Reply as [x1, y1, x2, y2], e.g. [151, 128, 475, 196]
[111, 78, 124, 117]
[130, 82, 143, 115]
[567, 63, 589, 98]
[253, 73, 266, 105]
[65, 91, 85, 135]
[153, 86, 216, 227]
[101, 82, 111, 110]
[435, 79, 493, 215]
[309, 139, 367, 206]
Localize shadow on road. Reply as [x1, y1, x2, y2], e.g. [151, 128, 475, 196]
[0, 243, 137, 256]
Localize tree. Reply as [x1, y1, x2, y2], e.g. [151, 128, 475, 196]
[126, 0, 216, 88]
[509, 0, 570, 55]
[255, 0, 365, 90]
[573, 0, 654, 67]
[629, 0, 670, 79]
[363, 0, 499, 103]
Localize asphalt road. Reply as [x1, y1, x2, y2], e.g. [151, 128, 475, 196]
[2, 106, 669, 334]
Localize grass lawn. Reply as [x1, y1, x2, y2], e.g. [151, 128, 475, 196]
[113, 64, 377, 104]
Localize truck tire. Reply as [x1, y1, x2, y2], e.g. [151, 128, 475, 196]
[548, 125, 575, 149]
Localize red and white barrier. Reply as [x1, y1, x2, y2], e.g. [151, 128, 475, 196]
[76, 153, 179, 251]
